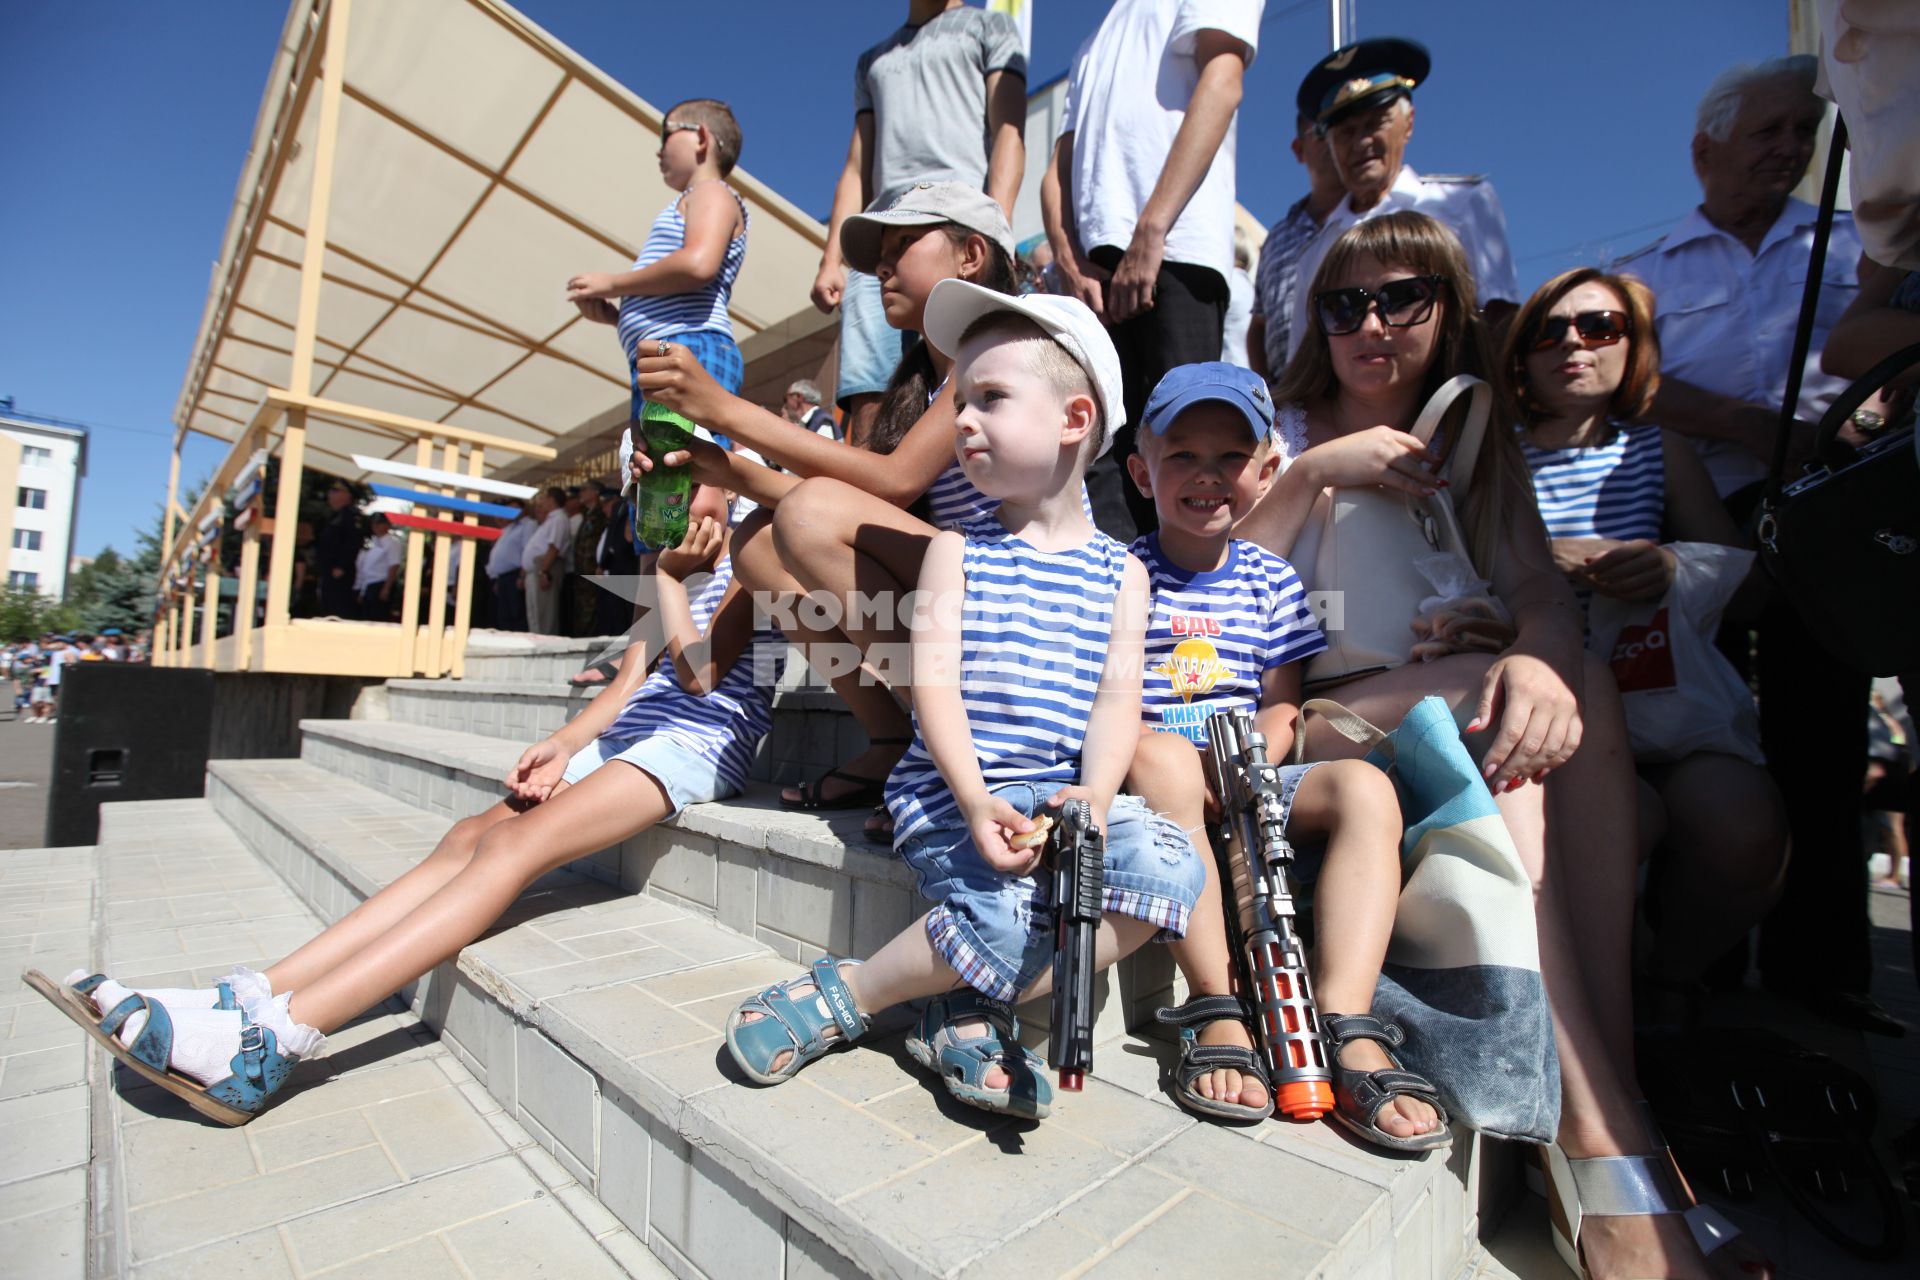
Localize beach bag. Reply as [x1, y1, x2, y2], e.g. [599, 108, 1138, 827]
[1304, 375, 1496, 687]
[1586, 543, 1765, 766]
[1293, 695, 1560, 1142]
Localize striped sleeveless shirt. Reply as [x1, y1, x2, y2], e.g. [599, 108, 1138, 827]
[602, 557, 782, 794]
[884, 516, 1131, 842]
[1520, 421, 1666, 541]
[616, 182, 749, 362]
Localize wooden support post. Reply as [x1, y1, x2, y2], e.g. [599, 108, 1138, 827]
[181, 572, 198, 665]
[449, 445, 484, 680]
[161, 442, 182, 568]
[264, 408, 307, 629]
[200, 550, 221, 658]
[287, 0, 351, 397]
[424, 441, 457, 675]
[235, 521, 261, 669]
[397, 436, 432, 674]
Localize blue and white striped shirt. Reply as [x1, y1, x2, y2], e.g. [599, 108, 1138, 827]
[1520, 422, 1666, 542]
[924, 460, 1097, 532]
[616, 183, 749, 361]
[885, 517, 1131, 842]
[1133, 535, 1327, 747]
[603, 557, 781, 794]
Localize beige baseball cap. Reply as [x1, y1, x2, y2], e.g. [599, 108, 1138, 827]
[921, 279, 1127, 457]
[839, 182, 1017, 275]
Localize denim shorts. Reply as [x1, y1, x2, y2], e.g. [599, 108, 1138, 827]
[561, 733, 735, 817]
[896, 782, 1207, 1002]
[834, 269, 907, 406]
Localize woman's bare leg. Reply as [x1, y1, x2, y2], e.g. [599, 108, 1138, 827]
[1646, 752, 1788, 984]
[769, 480, 939, 806]
[285, 765, 671, 1032]
[1128, 728, 1268, 1111]
[732, 509, 911, 802]
[265, 796, 534, 993]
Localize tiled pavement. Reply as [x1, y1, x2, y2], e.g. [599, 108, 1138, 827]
[0, 810, 667, 1279]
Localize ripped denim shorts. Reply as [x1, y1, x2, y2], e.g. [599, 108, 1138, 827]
[895, 782, 1207, 1002]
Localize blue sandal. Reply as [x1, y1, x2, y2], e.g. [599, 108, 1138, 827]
[905, 990, 1052, 1120]
[725, 957, 868, 1084]
[25, 970, 306, 1127]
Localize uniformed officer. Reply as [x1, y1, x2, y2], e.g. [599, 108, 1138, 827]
[1276, 38, 1521, 361]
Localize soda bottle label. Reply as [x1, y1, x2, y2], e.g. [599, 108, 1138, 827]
[634, 402, 696, 550]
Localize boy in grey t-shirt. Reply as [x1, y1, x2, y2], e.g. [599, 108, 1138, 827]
[809, 1, 1026, 444]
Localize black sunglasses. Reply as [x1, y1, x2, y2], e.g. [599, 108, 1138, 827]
[1528, 310, 1631, 351]
[1313, 275, 1445, 337]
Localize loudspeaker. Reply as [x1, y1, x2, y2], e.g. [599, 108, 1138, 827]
[45, 665, 215, 847]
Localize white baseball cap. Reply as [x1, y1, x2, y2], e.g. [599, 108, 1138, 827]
[921, 279, 1127, 456]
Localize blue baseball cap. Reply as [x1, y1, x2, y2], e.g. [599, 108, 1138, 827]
[1142, 362, 1275, 441]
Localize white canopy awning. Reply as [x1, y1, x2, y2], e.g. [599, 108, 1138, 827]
[173, 0, 826, 480]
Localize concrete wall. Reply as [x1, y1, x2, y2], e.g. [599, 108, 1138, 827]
[210, 671, 383, 760]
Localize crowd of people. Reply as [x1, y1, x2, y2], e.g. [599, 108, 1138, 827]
[43, 6, 1917, 1280]
[3, 630, 144, 722]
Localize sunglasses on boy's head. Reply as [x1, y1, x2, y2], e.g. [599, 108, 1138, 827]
[1528, 310, 1631, 351]
[1313, 275, 1445, 336]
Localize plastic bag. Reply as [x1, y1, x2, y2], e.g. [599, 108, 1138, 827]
[1409, 552, 1515, 663]
[1586, 543, 1763, 766]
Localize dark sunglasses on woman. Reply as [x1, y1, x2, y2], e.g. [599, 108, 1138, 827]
[1528, 310, 1631, 351]
[1313, 275, 1445, 336]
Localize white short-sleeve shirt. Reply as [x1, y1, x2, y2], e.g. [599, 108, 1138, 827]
[521, 509, 573, 575]
[1061, 0, 1264, 282]
[1611, 199, 1860, 496]
[353, 533, 403, 591]
[1286, 164, 1520, 362]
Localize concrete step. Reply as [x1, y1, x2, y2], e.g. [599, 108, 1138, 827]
[461, 631, 630, 685]
[383, 678, 864, 789]
[62, 799, 664, 1278]
[201, 760, 1493, 1279]
[283, 720, 1176, 1052]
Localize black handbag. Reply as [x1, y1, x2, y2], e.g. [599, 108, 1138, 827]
[1753, 115, 1920, 676]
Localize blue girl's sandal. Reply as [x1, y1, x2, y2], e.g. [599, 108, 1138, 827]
[905, 990, 1052, 1120]
[726, 957, 868, 1084]
[23, 970, 305, 1127]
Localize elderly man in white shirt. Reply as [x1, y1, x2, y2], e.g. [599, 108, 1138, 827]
[1281, 38, 1521, 362]
[1617, 56, 1894, 1039]
[520, 486, 572, 636]
[1613, 55, 1859, 500]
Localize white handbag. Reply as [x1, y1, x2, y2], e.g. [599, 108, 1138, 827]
[1303, 374, 1492, 688]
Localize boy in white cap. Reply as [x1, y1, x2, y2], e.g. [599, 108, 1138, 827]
[724, 280, 1204, 1121]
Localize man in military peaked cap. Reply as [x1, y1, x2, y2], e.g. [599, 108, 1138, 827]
[1267, 37, 1522, 361]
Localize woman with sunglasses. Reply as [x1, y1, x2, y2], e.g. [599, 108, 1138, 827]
[1238, 212, 1762, 1280]
[1507, 268, 1786, 1012]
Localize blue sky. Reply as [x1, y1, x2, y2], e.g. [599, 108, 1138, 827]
[0, 0, 1793, 566]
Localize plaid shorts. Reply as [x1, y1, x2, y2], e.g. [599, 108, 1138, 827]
[629, 327, 744, 420]
[897, 784, 1204, 1002]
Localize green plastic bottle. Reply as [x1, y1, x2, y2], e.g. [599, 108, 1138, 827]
[634, 401, 695, 550]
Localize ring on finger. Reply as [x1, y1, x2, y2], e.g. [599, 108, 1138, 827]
[656, 339, 671, 357]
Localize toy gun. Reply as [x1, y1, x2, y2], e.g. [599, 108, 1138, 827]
[1047, 798, 1104, 1091]
[1204, 708, 1335, 1121]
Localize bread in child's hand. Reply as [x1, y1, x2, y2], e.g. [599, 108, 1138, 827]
[1007, 814, 1053, 850]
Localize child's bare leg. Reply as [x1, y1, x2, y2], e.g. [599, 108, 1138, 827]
[733, 509, 912, 804]
[286, 766, 671, 1032]
[741, 911, 1158, 1082]
[1128, 727, 1267, 1110]
[1293, 760, 1440, 1139]
[266, 796, 533, 993]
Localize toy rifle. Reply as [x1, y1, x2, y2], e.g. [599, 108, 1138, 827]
[1047, 798, 1104, 1091]
[1204, 708, 1335, 1120]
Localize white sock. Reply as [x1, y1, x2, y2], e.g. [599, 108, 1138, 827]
[68, 966, 276, 1017]
[240, 990, 327, 1061]
[110, 1003, 249, 1087]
